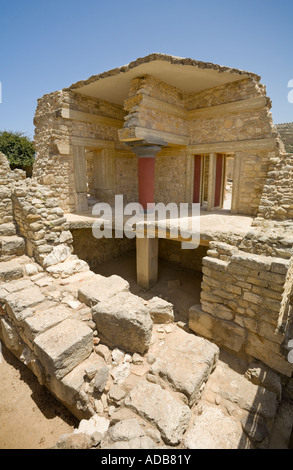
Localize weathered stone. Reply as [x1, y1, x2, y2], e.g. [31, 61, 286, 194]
[0, 259, 23, 281]
[95, 344, 112, 363]
[5, 287, 46, 324]
[92, 291, 153, 354]
[203, 361, 278, 420]
[23, 304, 73, 343]
[132, 353, 143, 365]
[108, 384, 127, 405]
[0, 235, 25, 256]
[24, 263, 39, 276]
[150, 326, 219, 405]
[4, 278, 33, 294]
[146, 297, 174, 324]
[74, 415, 110, 437]
[43, 245, 71, 268]
[125, 382, 191, 445]
[241, 412, 269, 445]
[53, 432, 93, 449]
[189, 304, 246, 352]
[0, 317, 20, 351]
[244, 362, 282, 399]
[34, 318, 93, 379]
[78, 274, 129, 307]
[111, 363, 131, 384]
[101, 418, 157, 449]
[46, 256, 89, 277]
[112, 348, 125, 364]
[94, 365, 109, 392]
[183, 404, 250, 449]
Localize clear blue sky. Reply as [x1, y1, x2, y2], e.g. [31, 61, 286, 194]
[0, 0, 292, 139]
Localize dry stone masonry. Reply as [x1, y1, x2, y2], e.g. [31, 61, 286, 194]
[1, 54, 293, 449]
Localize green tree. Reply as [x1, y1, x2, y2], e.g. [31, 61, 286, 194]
[0, 131, 35, 174]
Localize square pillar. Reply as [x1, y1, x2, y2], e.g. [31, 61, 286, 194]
[231, 153, 240, 214]
[136, 237, 158, 289]
[73, 145, 88, 212]
[207, 153, 217, 211]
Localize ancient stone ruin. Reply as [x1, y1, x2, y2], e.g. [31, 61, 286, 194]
[1, 53, 293, 449]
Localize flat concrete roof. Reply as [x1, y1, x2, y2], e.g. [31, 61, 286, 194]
[65, 209, 253, 245]
[66, 53, 260, 106]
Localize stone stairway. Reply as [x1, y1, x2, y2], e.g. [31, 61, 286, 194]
[0, 254, 284, 449]
[0, 219, 26, 279]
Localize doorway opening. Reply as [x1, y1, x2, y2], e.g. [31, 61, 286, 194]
[193, 153, 234, 212]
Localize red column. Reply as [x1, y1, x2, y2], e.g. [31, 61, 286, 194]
[130, 145, 161, 212]
[138, 157, 155, 211]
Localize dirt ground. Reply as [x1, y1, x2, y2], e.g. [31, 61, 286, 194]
[0, 342, 79, 449]
[0, 254, 201, 449]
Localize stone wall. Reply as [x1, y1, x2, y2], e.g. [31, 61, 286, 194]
[159, 239, 208, 272]
[189, 241, 293, 376]
[154, 155, 187, 204]
[119, 73, 281, 216]
[276, 123, 293, 153]
[33, 90, 127, 212]
[258, 153, 293, 220]
[12, 180, 73, 266]
[71, 228, 135, 270]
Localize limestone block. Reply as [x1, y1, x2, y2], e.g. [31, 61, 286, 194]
[0, 259, 23, 281]
[3, 278, 33, 294]
[46, 256, 89, 277]
[43, 244, 71, 267]
[150, 326, 219, 406]
[23, 304, 73, 344]
[24, 263, 39, 276]
[146, 297, 174, 324]
[33, 318, 93, 379]
[0, 223, 16, 236]
[244, 362, 282, 400]
[108, 384, 127, 405]
[183, 404, 250, 449]
[245, 332, 293, 377]
[92, 291, 152, 354]
[93, 365, 109, 392]
[78, 274, 129, 307]
[189, 304, 246, 352]
[204, 360, 278, 421]
[202, 257, 228, 273]
[124, 382, 191, 445]
[5, 286, 46, 324]
[0, 317, 20, 351]
[74, 415, 110, 437]
[0, 235, 25, 256]
[101, 418, 157, 449]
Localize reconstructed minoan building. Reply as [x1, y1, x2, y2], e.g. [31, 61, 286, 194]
[33, 53, 284, 216]
[32, 54, 293, 377]
[1, 54, 293, 449]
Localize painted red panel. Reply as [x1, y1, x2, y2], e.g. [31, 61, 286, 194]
[138, 157, 155, 211]
[193, 155, 201, 203]
[214, 154, 223, 207]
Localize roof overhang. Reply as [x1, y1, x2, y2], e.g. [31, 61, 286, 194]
[65, 53, 260, 106]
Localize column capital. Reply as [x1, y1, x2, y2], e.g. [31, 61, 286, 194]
[126, 143, 162, 158]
